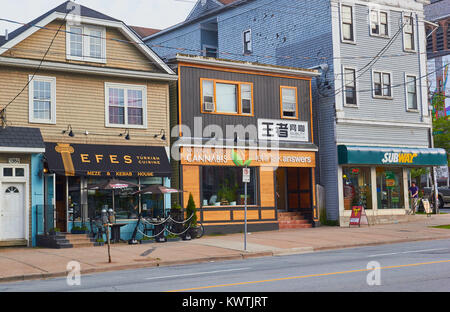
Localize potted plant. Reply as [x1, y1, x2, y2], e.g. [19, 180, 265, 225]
[95, 238, 105, 246]
[186, 193, 198, 238]
[71, 225, 89, 234]
[49, 227, 61, 236]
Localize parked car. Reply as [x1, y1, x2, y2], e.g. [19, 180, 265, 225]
[422, 186, 450, 209]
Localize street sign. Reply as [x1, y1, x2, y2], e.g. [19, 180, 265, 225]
[243, 168, 250, 183]
[433, 131, 443, 135]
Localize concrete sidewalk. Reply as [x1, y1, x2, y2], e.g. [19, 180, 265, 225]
[1, 214, 450, 283]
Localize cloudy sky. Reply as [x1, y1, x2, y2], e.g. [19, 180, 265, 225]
[0, 0, 196, 34]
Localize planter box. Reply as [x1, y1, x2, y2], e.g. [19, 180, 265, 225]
[94, 242, 105, 246]
[139, 239, 155, 244]
[71, 230, 89, 234]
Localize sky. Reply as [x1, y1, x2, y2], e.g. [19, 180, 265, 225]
[0, 0, 196, 34]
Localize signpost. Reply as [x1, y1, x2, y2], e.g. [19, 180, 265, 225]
[243, 167, 250, 251]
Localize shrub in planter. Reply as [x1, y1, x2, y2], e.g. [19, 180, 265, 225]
[71, 225, 89, 234]
[186, 193, 198, 238]
[49, 228, 61, 235]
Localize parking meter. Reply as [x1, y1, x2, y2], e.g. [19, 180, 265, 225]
[101, 208, 108, 225]
[108, 208, 115, 223]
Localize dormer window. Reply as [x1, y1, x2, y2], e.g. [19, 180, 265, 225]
[66, 24, 106, 63]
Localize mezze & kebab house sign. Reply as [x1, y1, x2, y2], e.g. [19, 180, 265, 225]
[45, 143, 171, 177]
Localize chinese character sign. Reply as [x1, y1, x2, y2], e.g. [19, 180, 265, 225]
[258, 119, 309, 142]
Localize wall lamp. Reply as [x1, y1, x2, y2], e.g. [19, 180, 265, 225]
[119, 129, 131, 140]
[62, 125, 75, 137]
[154, 129, 166, 141]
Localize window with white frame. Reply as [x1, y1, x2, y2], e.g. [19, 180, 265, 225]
[344, 68, 357, 105]
[243, 30, 252, 54]
[370, 9, 389, 37]
[341, 5, 354, 42]
[105, 83, 147, 128]
[403, 15, 415, 51]
[373, 71, 392, 98]
[28, 76, 56, 124]
[406, 75, 418, 110]
[281, 86, 298, 118]
[67, 24, 106, 62]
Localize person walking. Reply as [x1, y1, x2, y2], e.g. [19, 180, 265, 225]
[409, 181, 419, 214]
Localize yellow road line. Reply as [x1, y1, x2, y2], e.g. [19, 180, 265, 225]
[167, 259, 450, 292]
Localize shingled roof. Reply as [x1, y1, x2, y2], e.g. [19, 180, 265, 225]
[0, 126, 45, 150]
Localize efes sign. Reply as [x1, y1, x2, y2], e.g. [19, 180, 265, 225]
[381, 152, 418, 164]
[45, 143, 171, 178]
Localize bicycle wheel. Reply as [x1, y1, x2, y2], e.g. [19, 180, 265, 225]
[196, 223, 204, 239]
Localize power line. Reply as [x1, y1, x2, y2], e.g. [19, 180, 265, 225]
[0, 6, 74, 115]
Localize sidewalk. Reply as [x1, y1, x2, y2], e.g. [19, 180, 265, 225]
[1, 214, 450, 283]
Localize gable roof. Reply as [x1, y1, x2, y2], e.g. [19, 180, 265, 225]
[129, 26, 161, 39]
[0, 1, 175, 75]
[145, 0, 251, 41]
[0, 126, 45, 151]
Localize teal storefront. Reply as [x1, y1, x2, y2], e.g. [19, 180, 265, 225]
[337, 145, 447, 224]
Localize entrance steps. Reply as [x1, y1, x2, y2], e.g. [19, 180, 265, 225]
[65, 234, 95, 248]
[278, 212, 312, 229]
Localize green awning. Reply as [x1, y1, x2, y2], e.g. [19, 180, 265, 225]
[338, 145, 447, 166]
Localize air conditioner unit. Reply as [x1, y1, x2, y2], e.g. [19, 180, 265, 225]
[203, 100, 215, 112]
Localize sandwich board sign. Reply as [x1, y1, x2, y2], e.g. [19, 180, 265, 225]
[349, 206, 369, 227]
[422, 199, 432, 216]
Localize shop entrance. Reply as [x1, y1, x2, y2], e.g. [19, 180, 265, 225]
[276, 167, 312, 219]
[55, 175, 67, 232]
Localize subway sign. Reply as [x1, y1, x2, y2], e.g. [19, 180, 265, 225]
[338, 145, 447, 166]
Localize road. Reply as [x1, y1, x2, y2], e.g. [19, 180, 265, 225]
[1, 239, 449, 292]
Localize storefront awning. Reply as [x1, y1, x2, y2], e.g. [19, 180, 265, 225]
[44, 142, 171, 177]
[338, 145, 447, 166]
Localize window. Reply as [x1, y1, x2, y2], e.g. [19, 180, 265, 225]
[406, 75, 418, 110]
[243, 30, 252, 54]
[376, 168, 404, 209]
[203, 46, 218, 58]
[216, 83, 237, 113]
[403, 15, 415, 51]
[342, 167, 372, 210]
[280, 86, 298, 119]
[202, 166, 257, 207]
[67, 24, 106, 62]
[5, 186, 19, 194]
[28, 76, 56, 124]
[341, 5, 354, 42]
[2, 167, 25, 177]
[344, 68, 357, 106]
[373, 71, 392, 98]
[105, 83, 147, 128]
[201, 79, 253, 116]
[370, 10, 389, 37]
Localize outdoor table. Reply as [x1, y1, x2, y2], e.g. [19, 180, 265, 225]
[110, 223, 127, 243]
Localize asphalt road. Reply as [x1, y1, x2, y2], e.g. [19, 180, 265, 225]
[1, 239, 450, 292]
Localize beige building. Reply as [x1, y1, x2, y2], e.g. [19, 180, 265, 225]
[0, 1, 177, 246]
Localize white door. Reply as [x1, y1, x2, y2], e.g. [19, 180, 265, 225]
[0, 183, 25, 240]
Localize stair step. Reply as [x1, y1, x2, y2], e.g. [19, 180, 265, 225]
[70, 242, 95, 248]
[279, 224, 312, 229]
[279, 220, 310, 225]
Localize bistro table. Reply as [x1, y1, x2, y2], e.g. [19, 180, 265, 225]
[110, 223, 127, 243]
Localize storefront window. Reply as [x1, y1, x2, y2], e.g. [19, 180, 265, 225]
[376, 168, 404, 209]
[202, 167, 257, 206]
[342, 167, 372, 210]
[68, 177, 81, 222]
[87, 177, 139, 220]
[140, 177, 164, 218]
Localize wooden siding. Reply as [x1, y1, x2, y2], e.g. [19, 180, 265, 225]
[3, 21, 157, 72]
[0, 66, 169, 147]
[179, 65, 313, 142]
[182, 165, 200, 208]
[260, 168, 275, 207]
